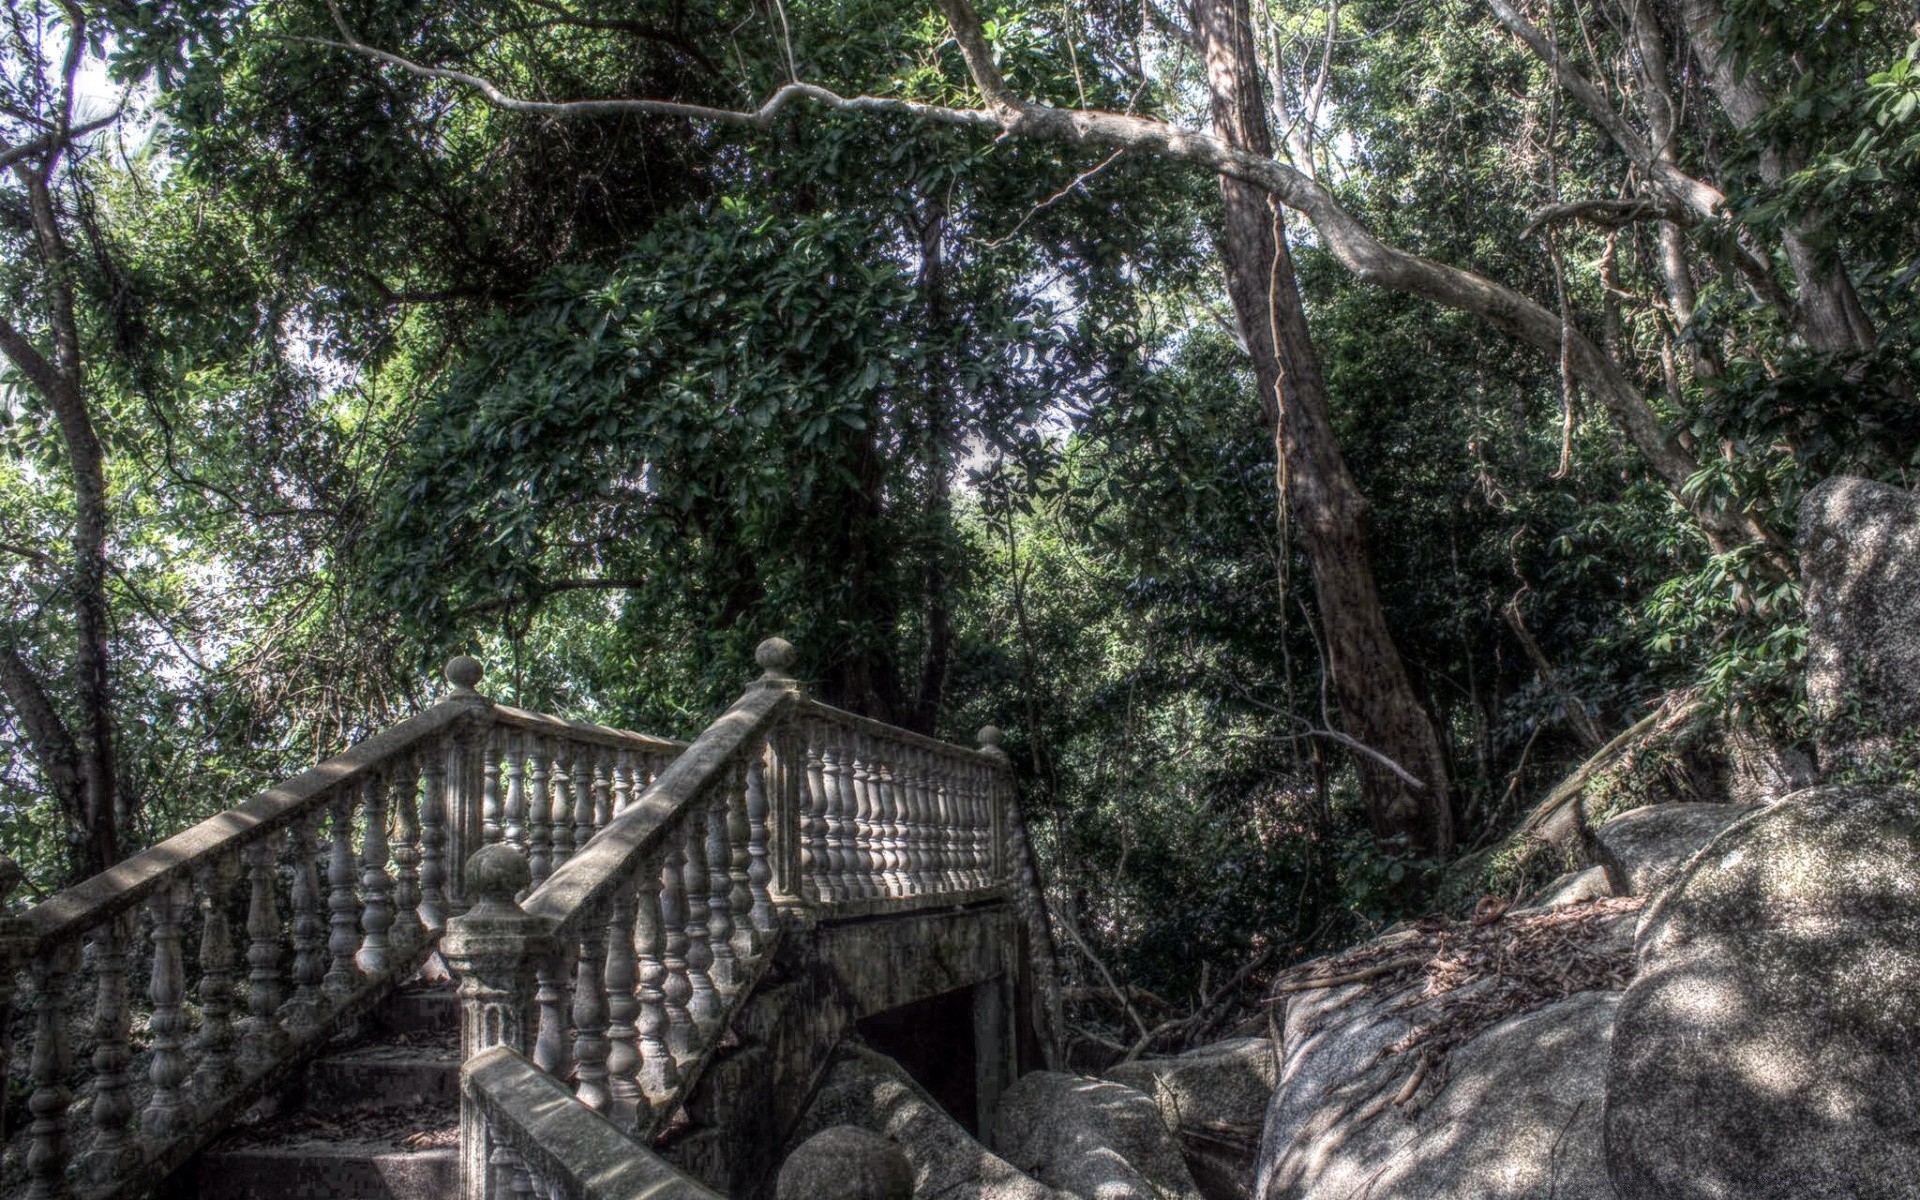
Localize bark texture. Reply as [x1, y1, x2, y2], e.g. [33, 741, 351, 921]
[1191, 0, 1454, 853]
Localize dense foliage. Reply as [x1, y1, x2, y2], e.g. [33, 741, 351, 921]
[3, 0, 1918, 1029]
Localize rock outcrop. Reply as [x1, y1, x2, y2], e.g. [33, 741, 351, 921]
[793, 1046, 1070, 1200]
[1604, 784, 1920, 1199]
[1592, 802, 1757, 897]
[1798, 475, 1920, 772]
[992, 1071, 1205, 1200]
[1105, 1038, 1277, 1199]
[1253, 901, 1638, 1200]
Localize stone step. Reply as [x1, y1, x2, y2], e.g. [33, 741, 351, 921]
[193, 1140, 456, 1200]
[372, 985, 459, 1036]
[305, 1045, 460, 1114]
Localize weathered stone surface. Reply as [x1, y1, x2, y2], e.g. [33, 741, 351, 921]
[777, 1125, 914, 1200]
[1254, 983, 1619, 1200]
[993, 1071, 1204, 1200]
[1528, 865, 1614, 908]
[1106, 1038, 1277, 1200]
[795, 1046, 1070, 1200]
[1592, 802, 1756, 897]
[1798, 475, 1920, 772]
[1720, 727, 1816, 806]
[1604, 784, 1920, 1199]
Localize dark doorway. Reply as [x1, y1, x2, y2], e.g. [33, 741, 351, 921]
[857, 984, 980, 1134]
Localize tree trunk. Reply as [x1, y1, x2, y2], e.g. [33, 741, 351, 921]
[1191, 0, 1455, 855]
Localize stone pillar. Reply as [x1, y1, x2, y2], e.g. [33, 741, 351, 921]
[752, 638, 811, 920]
[972, 975, 1012, 1138]
[442, 845, 555, 1200]
[441, 656, 495, 913]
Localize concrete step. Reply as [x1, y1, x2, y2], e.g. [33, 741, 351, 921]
[193, 1139, 456, 1200]
[305, 1044, 459, 1114]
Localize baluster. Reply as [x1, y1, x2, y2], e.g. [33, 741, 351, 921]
[746, 754, 774, 934]
[572, 748, 595, 852]
[603, 880, 642, 1125]
[482, 726, 504, 846]
[658, 840, 694, 1059]
[927, 752, 951, 893]
[705, 781, 739, 989]
[526, 737, 553, 885]
[533, 948, 574, 1080]
[240, 832, 288, 1065]
[635, 861, 683, 1091]
[143, 881, 192, 1140]
[281, 809, 328, 1028]
[83, 914, 136, 1185]
[903, 746, 926, 895]
[26, 943, 78, 1200]
[503, 731, 529, 856]
[878, 751, 905, 897]
[808, 733, 835, 901]
[946, 757, 968, 892]
[612, 750, 636, 817]
[553, 742, 578, 867]
[587, 751, 609, 842]
[681, 808, 720, 1033]
[856, 733, 883, 894]
[325, 787, 362, 997]
[421, 735, 451, 931]
[358, 772, 396, 977]
[973, 757, 992, 889]
[392, 754, 425, 956]
[194, 850, 242, 1093]
[572, 912, 612, 1112]
[724, 761, 755, 956]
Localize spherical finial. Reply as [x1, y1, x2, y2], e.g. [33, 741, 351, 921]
[977, 725, 1005, 750]
[756, 637, 797, 679]
[445, 655, 484, 693]
[464, 844, 530, 909]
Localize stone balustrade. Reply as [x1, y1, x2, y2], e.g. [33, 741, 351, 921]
[0, 658, 684, 1200]
[444, 639, 1024, 1200]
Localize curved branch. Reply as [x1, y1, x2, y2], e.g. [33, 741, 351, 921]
[311, 0, 1784, 562]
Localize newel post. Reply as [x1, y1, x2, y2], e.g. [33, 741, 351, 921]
[441, 656, 495, 915]
[752, 638, 811, 918]
[978, 725, 1010, 885]
[442, 844, 555, 1200]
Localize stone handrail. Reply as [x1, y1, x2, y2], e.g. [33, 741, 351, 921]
[444, 638, 1026, 1200]
[462, 1045, 722, 1200]
[0, 658, 689, 1200]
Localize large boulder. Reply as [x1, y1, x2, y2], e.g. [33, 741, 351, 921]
[793, 1046, 1070, 1200]
[1604, 784, 1920, 1199]
[1255, 986, 1620, 1200]
[778, 1125, 913, 1200]
[1592, 802, 1757, 898]
[993, 1071, 1205, 1200]
[1253, 902, 1640, 1200]
[1798, 475, 1920, 772]
[1105, 1038, 1278, 1199]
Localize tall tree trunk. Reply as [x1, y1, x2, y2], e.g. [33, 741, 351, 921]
[1191, 0, 1454, 854]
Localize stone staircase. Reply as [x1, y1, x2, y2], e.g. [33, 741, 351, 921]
[172, 980, 460, 1200]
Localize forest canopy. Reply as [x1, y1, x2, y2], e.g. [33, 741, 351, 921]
[3, 0, 1917, 1000]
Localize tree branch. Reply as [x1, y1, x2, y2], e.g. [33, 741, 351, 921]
[311, 0, 1785, 562]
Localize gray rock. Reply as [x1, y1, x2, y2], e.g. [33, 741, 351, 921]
[1254, 989, 1621, 1200]
[1797, 475, 1920, 773]
[1528, 865, 1615, 908]
[1592, 802, 1756, 897]
[795, 1046, 1070, 1200]
[1604, 784, 1920, 1199]
[1105, 1038, 1278, 1199]
[777, 1125, 913, 1200]
[1720, 727, 1816, 806]
[993, 1071, 1204, 1200]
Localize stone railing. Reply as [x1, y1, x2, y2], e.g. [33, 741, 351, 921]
[462, 1045, 721, 1200]
[0, 659, 684, 1200]
[445, 639, 1027, 1200]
